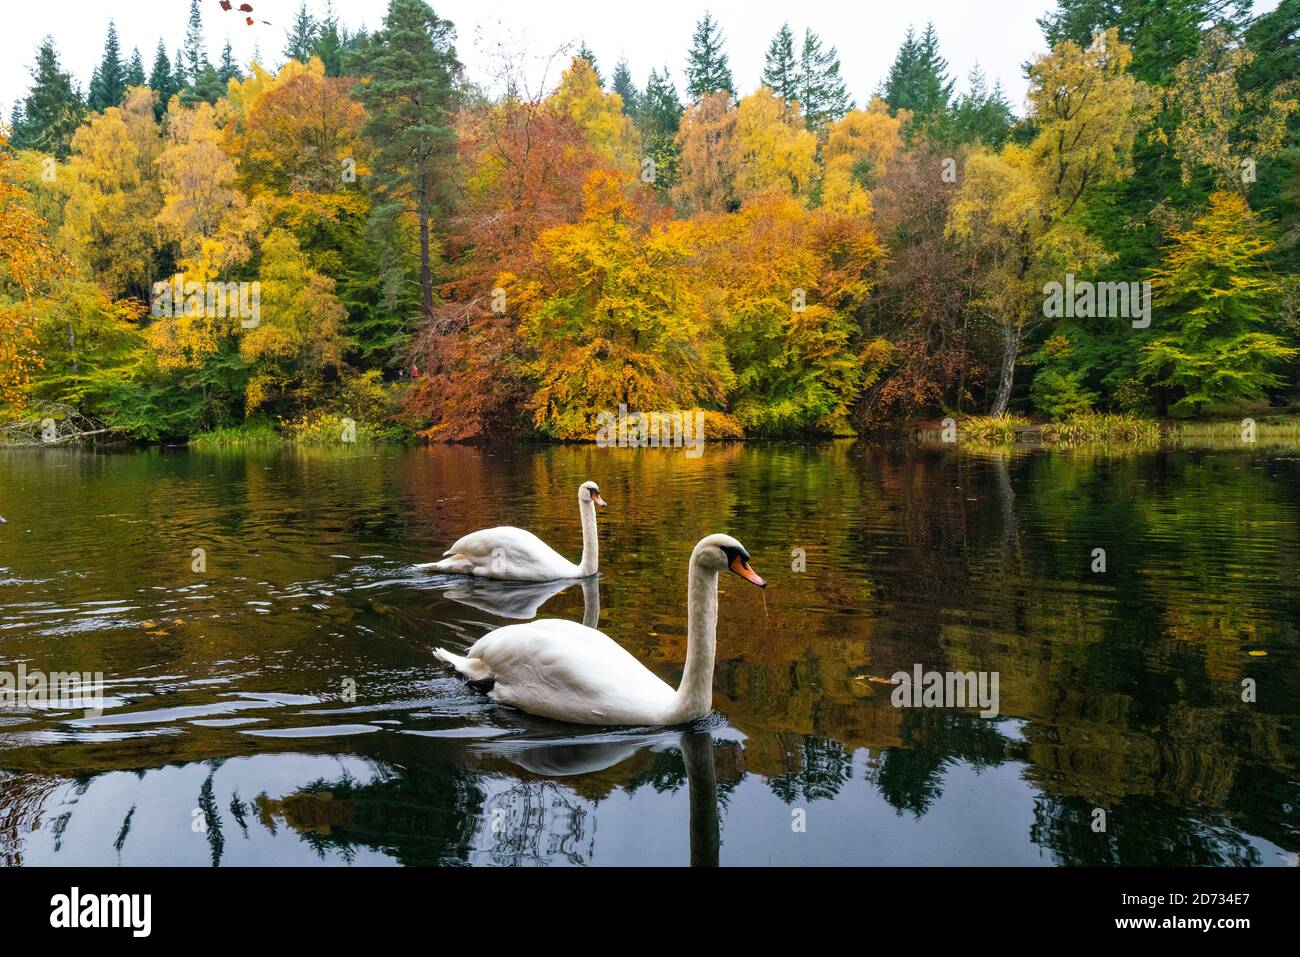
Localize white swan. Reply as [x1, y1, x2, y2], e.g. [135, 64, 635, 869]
[419, 481, 605, 582]
[433, 534, 766, 725]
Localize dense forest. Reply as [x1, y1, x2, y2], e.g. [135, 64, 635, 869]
[1, 0, 1297, 443]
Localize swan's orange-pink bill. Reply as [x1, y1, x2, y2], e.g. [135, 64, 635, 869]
[730, 555, 766, 588]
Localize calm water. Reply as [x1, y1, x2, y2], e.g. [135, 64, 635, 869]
[0, 441, 1297, 866]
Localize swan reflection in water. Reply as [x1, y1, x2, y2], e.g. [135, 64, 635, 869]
[439, 574, 600, 629]
[480, 727, 720, 866]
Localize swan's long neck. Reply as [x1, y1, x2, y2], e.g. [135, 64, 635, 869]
[576, 496, 599, 576]
[674, 557, 719, 721]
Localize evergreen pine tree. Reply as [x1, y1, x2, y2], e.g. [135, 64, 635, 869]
[1039, 0, 1252, 83]
[183, 0, 208, 82]
[882, 21, 953, 124]
[762, 22, 799, 102]
[126, 47, 147, 88]
[353, 0, 461, 325]
[11, 36, 85, 159]
[148, 41, 177, 115]
[950, 64, 1014, 145]
[611, 58, 639, 115]
[284, 1, 319, 63]
[89, 21, 127, 111]
[314, 2, 347, 76]
[576, 41, 603, 86]
[218, 41, 242, 84]
[636, 65, 684, 189]
[685, 12, 734, 100]
[797, 28, 852, 131]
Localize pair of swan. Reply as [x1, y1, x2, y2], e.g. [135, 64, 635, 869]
[425, 482, 765, 726]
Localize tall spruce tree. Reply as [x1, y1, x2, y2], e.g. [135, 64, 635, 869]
[762, 22, 799, 102]
[89, 21, 127, 111]
[148, 41, 178, 115]
[685, 12, 734, 99]
[882, 22, 954, 125]
[576, 41, 603, 86]
[636, 65, 684, 189]
[183, 0, 208, 82]
[126, 47, 147, 88]
[353, 0, 461, 325]
[314, 3, 347, 76]
[950, 64, 1014, 145]
[284, 2, 319, 63]
[11, 37, 85, 159]
[797, 28, 853, 131]
[611, 58, 639, 115]
[218, 41, 242, 84]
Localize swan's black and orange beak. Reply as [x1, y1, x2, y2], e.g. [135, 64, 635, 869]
[729, 553, 766, 588]
[592, 491, 606, 508]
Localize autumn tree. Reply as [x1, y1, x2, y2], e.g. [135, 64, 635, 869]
[61, 87, 163, 300]
[1166, 26, 1300, 191]
[672, 92, 738, 214]
[549, 57, 640, 172]
[948, 29, 1153, 415]
[0, 134, 62, 407]
[732, 88, 818, 202]
[241, 229, 347, 412]
[820, 98, 908, 215]
[520, 171, 732, 438]
[1140, 191, 1297, 414]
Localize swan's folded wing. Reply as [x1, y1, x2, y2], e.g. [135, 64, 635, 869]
[445, 527, 574, 576]
[469, 621, 676, 723]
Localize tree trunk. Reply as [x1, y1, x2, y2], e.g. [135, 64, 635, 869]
[991, 320, 1020, 417]
[418, 174, 433, 323]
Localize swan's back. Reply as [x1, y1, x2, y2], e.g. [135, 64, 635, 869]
[467, 620, 678, 725]
[440, 526, 577, 580]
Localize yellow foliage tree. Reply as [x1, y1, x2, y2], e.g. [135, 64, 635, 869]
[821, 98, 908, 215]
[520, 170, 732, 437]
[61, 86, 162, 299]
[0, 133, 62, 408]
[732, 87, 818, 203]
[949, 29, 1152, 415]
[240, 229, 347, 412]
[548, 57, 639, 173]
[672, 92, 739, 214]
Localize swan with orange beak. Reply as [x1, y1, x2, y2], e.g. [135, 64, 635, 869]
[435, 534, 765, 725]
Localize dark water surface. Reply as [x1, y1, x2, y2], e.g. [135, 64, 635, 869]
[1, 442, 1297, 866]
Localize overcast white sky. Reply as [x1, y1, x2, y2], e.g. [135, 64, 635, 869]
[0, 0, 1283, 122]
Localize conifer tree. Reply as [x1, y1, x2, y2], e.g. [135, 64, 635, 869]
[685, 12, 734, 100]
[89, 21, 127, 111]
[11, 36, 85, 158]
[762, 23, 799, 102]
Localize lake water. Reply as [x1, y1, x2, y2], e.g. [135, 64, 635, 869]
[1, 441, 1297, 866]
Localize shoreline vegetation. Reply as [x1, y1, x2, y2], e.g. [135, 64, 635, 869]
[6, 406, 1300, 450]
[1, 2, 1297, 449]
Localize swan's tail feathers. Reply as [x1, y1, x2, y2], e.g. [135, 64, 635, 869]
[434, 647, 492, 683]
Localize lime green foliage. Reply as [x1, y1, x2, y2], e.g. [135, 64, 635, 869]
[1141, 192, 1298, 416]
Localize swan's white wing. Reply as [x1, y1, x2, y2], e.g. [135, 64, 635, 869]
[438, 526, 578, 581]
[466, 620, 677, 725]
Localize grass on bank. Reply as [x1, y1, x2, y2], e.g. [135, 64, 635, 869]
[188, 414, 389, 449]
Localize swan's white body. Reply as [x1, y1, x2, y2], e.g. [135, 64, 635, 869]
[434, 534, 765, 726]
[421, 482, 602, 582]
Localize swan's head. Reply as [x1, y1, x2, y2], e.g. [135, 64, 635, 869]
[580, 481, 605, 508]
[694, 533, 765, 588]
